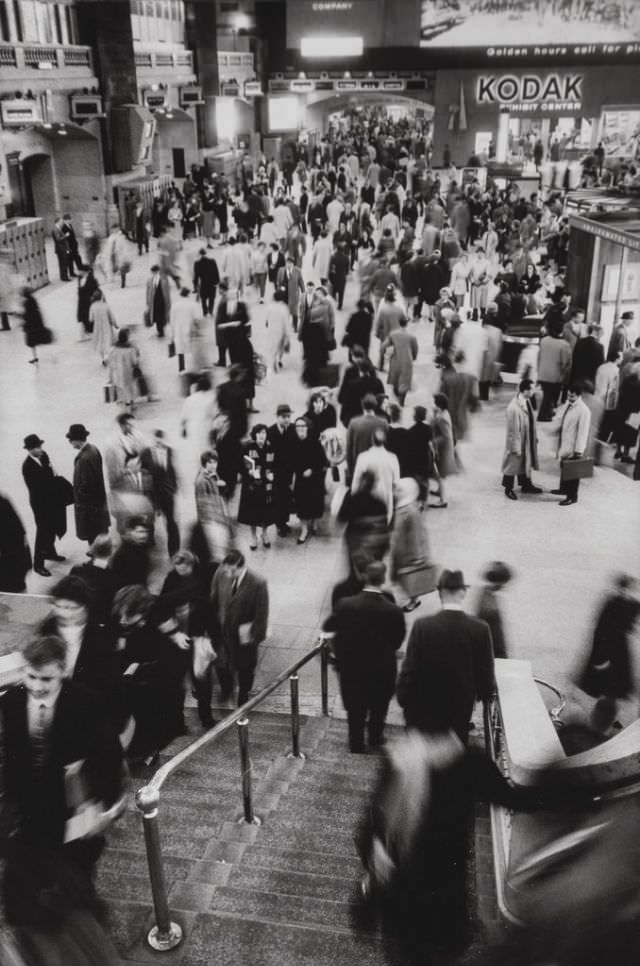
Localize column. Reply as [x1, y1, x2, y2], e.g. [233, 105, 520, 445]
[496, 109, 510, 164]
[75, 1, 138, 174]
[185, 1, 219, 150]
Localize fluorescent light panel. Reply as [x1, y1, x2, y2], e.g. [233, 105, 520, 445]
[301, 36, 363, 58]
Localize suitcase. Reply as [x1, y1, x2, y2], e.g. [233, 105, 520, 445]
[103, 383, 117, 403]
[398, 563, 439, 599]
[560, 457, 594, 481]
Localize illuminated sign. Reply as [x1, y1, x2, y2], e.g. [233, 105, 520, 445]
[0, 101, 42, 127]
[290, 79, 315, 92]
[476, 73, 582, 105]
[244, 81, 263, 97]
[382, 79, 405, 91]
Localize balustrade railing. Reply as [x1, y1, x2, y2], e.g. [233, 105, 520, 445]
[0, 42, 93, 71]
[135, 638, 331, 951]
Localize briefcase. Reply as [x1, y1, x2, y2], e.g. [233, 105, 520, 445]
[398, 563, 439, 599]
[104, 383, 118, 403]
[560, 457, 594, 481]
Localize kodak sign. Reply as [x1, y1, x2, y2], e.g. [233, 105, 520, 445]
[476, 73, 583, 105]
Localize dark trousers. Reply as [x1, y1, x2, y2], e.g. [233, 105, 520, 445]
[55, 250, 70, 281]
[178, 353, 185, 373]
[201, 287, 216, 316]
[216, 665, 256, 706]
[33, 518, 56, 568]
[157, 496, 180, 557]
[502, 473, 529, 491]
[217, 344, 228, 367]
[479, 380, 490, 401]
[538, 381, 561, 421]
[193, 664, 213, 725]
[558, 477, 579, 501]
[1, 311, 10, 330]
[333, 281, 346, 310]
[341, 676, 393, 752]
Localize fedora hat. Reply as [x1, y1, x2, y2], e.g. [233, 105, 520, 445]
[483, 561, 513, 586]
[23, 434, 44, 449]
[66, 423, 90, 441]
[437, 569, 469, 592]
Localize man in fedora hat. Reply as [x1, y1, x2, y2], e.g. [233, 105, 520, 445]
[396, 568, 495, 742]
[22, 434, 67, 577]
[66, 424, 110, 545]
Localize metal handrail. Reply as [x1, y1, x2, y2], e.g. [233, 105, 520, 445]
[135, 637, 331, 951]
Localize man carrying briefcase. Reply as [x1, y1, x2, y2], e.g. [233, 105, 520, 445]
[549, 382, 592, 506]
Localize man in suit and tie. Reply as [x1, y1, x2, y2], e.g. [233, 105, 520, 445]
[66, 423, 110, 545]
[276, 255, 305, 332]
[52, 214, 72, 281]
[1, 635, 124, 925]
[331, 560, 405, 753]
[22, 433, 67, 577]
[396, 569, 495, 742]
[143, 429, 180, 557]
[209, 549, 269, 705]
[145, 264, 171, 337]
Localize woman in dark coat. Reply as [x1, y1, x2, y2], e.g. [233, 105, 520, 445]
[291, 417, 326, 544]
[304, 391, 337, 440]
[21, 287, 52, 363]
[76, 266, 100, 336]
[238, 424, 276, 549]
[229, 320, 256, 407]
[339, 468, 389, 570]
[213, 193, 229, 242]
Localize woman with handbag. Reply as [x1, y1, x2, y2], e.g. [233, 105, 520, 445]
[390, 478, 434, 613]
[107, 328, 139, 411]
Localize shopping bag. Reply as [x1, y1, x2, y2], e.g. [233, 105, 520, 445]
[103, 383, 118, 403]
[192, 635, 216, 679]
[560, 457, 594, 481]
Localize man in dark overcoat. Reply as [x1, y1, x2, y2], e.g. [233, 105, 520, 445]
[331, 560, 405, 752]
[145, 264, 171, 337]
[193, 247, 220, 317]
[1, 635, 124, 926]
[66, 424, 110, 544]
[22, 434, 67, 577]
[209, 549, 269, 705]
[267, 403, 296, 537]
[76, 264, 100, 336]
[396, 569, 495, 742]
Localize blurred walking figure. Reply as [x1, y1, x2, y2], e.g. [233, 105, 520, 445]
[577, 573, 640, 733]
[195, 449, 233, 569]
[266, 288, 292, 372]
[390, 478, 434, 613]
[108, 328, 140, 410]
[382, 315, 418, 406]
[475, 562, 513, 660]
[90, 289, 118, 365]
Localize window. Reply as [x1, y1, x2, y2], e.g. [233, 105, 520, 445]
[65, 4, 78, 43]
[12, 0, 22, 40]
[53, 4, 62, 43]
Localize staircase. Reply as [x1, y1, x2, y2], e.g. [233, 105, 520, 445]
[99, 710, 500, 965]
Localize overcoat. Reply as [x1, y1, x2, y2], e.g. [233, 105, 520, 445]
[72, 443, 110, 541]
[501, 395, 539, 476]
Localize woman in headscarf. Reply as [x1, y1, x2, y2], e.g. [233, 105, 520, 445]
[238, 424, 276, 550]
[291, 416, 326, 544]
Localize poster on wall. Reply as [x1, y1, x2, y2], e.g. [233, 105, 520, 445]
[419, 0, 640, 54]
[602, 263, 640, 303]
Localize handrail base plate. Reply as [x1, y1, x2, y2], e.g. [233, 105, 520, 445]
[147, 923, 183, 952]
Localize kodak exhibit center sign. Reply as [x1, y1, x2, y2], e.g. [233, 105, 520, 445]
[476, 73, 583, 113]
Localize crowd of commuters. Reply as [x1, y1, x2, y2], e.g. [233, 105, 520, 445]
[0, 102, 639, 965]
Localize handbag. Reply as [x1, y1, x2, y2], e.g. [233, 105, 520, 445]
[560, 457, 594, 481]
[104, 383, 118, 403]
[53, 475, 74, 507]
[168, 341, 176, 358]
[143, 308, 152, 328]
[133, 365, 149, 397]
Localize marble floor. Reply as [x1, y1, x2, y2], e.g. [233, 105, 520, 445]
[0, 234, 638, 724]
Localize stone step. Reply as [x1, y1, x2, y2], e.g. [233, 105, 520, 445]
[210, 886, 358, 934]
[184, 911, 399, 966]
[228, 865, 356, 904]
[240, 844, 362, 880]
[294, 769, 378, 793]
[271, 799, 364, 833]
[257, 822, 358, 858]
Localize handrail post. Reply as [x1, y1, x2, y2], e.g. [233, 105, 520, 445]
[135, 786, 183, 952]
[287, 673, 305, 759]
[320, 638, 330, 716]
[237, 718, 261, 826]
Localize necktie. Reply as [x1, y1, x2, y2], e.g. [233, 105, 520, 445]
[32, 703, 49, 771]
[231, 578, 238, 597]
